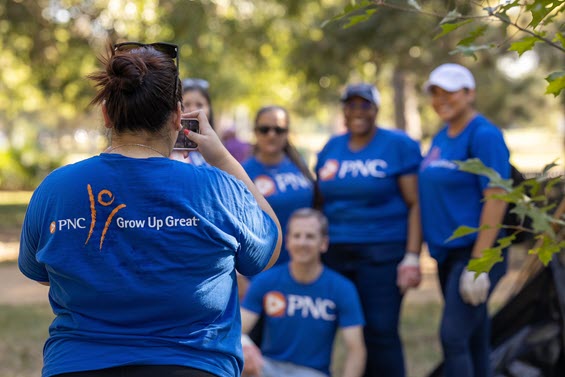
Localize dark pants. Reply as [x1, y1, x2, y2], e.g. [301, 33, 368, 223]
[53, 365, 218, 377]
[323, 243, 405, 377]
[437, 247, 507, 377]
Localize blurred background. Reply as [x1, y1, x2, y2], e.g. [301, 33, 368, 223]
[0, 0, 563, 191]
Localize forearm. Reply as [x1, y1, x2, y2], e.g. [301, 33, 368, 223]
[472, 192, 507, 258]
[340, 348, 366, 377]
[405, 201, 422, 255]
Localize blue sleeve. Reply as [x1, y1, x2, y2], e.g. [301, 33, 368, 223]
[400, 135, 423, 175]
[211, 171, 278, 276]
[336, 278, 365, 328]
[241, 273, 269, 314]
[18, 188, 49, 283]
[471, 126, 510, 190]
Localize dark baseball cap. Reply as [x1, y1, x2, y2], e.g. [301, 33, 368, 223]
[341, 83, 381, 106]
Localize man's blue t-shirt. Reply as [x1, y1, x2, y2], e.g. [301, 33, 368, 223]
[18, 154, 278, 377]
[242, 264, 365, 375]
[419, 115, 510, 262]
[315, 128, 422, 247]
[243, 156, 314, 264]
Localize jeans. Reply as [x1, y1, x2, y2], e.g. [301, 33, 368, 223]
[323, 242, 406, 377]
[437, 246, 507, 377]
[53, 365, 218, 377]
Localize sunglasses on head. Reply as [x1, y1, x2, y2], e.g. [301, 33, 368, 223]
[255, 125, 288, 135]
[114, 42, 179, 68]
[182, 78, 210, 90]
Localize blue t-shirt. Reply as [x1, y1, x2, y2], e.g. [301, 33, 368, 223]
[419, 114, 510, 262]
[242, 264, 365, 375]
[18, 154, 278, 377]
[243, 156, 314, 264]
[315, 128, 422, 246]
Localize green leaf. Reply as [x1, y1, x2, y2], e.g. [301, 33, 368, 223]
[509, 36, 540, 56]
[434, 19, 473, 40]
[321, 0, 376, 28]
[468, 248, 504, 275]
[526, 0, 562, 29]
[456, 159, 512, 188]
[343, 9, 378, 29]
[445, 225, 488, 242]
[458, 25, 488, 46]
[440, 10, 463, 24]
[528, 236, 565, 265]
[407, 0, 422, 11]
[449, 44, 495, 58]
[545, 71, 565, 97]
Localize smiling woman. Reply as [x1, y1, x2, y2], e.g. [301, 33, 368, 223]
[314, 82, 423, 377]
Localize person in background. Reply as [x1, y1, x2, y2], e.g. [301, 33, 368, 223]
[241, 208, 366, 377]
[170, 78, 214, 165]
[18, 42, 281, 377]
[222, 126, 252, 163]
[419, 63, 510, 377]
[315, 83, 423, 377]
[242, 105, 315, 266]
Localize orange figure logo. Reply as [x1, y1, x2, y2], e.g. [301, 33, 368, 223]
[254, 175, 276, 197]
[318, 159, 339, 181]
[264, 291, 286, 317]
[85, 184, 126, 250]
[50, 221, 56, 234]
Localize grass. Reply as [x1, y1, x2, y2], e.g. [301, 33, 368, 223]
[0, 191, 31, 242]
[0, 304, 53, 377]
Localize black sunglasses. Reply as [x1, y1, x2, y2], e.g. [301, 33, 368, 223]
[255, 125, 288, 135]
[114, 42, 179, 68]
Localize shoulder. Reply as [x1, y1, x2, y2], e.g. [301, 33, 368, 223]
[320, 133, 348, 151]
[242, 156, 259, 170]
[473, 115, 504, 139]
[322, 267, 357, 291]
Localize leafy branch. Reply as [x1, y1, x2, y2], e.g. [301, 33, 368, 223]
[326, 0, 565, 96]
[449, 159, 565, 274]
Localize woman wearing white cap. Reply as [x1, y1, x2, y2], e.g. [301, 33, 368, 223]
[315, 83, 423, 377]
[419, 63, 511, 377]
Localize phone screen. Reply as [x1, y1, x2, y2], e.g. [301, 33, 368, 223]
[173, 118, 199, 150]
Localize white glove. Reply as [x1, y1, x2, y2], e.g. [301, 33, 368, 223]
[459, 268, 490, 306]
[397, 253, 422, 293]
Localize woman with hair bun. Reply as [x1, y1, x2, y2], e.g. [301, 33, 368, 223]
[18, 42, 281, 377]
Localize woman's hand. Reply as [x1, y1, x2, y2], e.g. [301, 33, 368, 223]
[182, 110, 232, 167]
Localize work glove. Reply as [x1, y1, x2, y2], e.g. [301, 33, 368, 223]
[397, 253, 422, 293]
[459, 268, 490, 306]
[241, 334, 263, 377]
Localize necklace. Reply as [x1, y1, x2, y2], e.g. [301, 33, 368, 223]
[106, 143, 167, 158]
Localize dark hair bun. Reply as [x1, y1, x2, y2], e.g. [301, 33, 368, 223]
[108, 54, 148, 93]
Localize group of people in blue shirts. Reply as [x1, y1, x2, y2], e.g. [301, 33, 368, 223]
[19, 40, 511, 377]
[238, 63, 511, 377]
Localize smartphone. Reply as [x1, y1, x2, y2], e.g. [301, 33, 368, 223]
[174, 118, 199, 150]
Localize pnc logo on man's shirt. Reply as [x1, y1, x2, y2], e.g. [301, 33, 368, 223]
[318, 158, 388, 181]
[263, 291, 337, 321]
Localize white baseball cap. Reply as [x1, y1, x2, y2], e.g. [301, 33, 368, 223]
[424, 63, 476, 93]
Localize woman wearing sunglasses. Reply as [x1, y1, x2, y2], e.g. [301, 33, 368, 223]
[243, 106, 315, 266]
[315, 83, 423, 377]
[18, 42, 281, 377]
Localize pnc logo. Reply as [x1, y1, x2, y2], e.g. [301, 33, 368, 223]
[318, 159, 339, 181]
[254, 175, 276, 197]
[264, 291, 286, 317]
[50, 221, 56, 234]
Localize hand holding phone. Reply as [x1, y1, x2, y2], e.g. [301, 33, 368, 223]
[173, 118, 200, 150]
